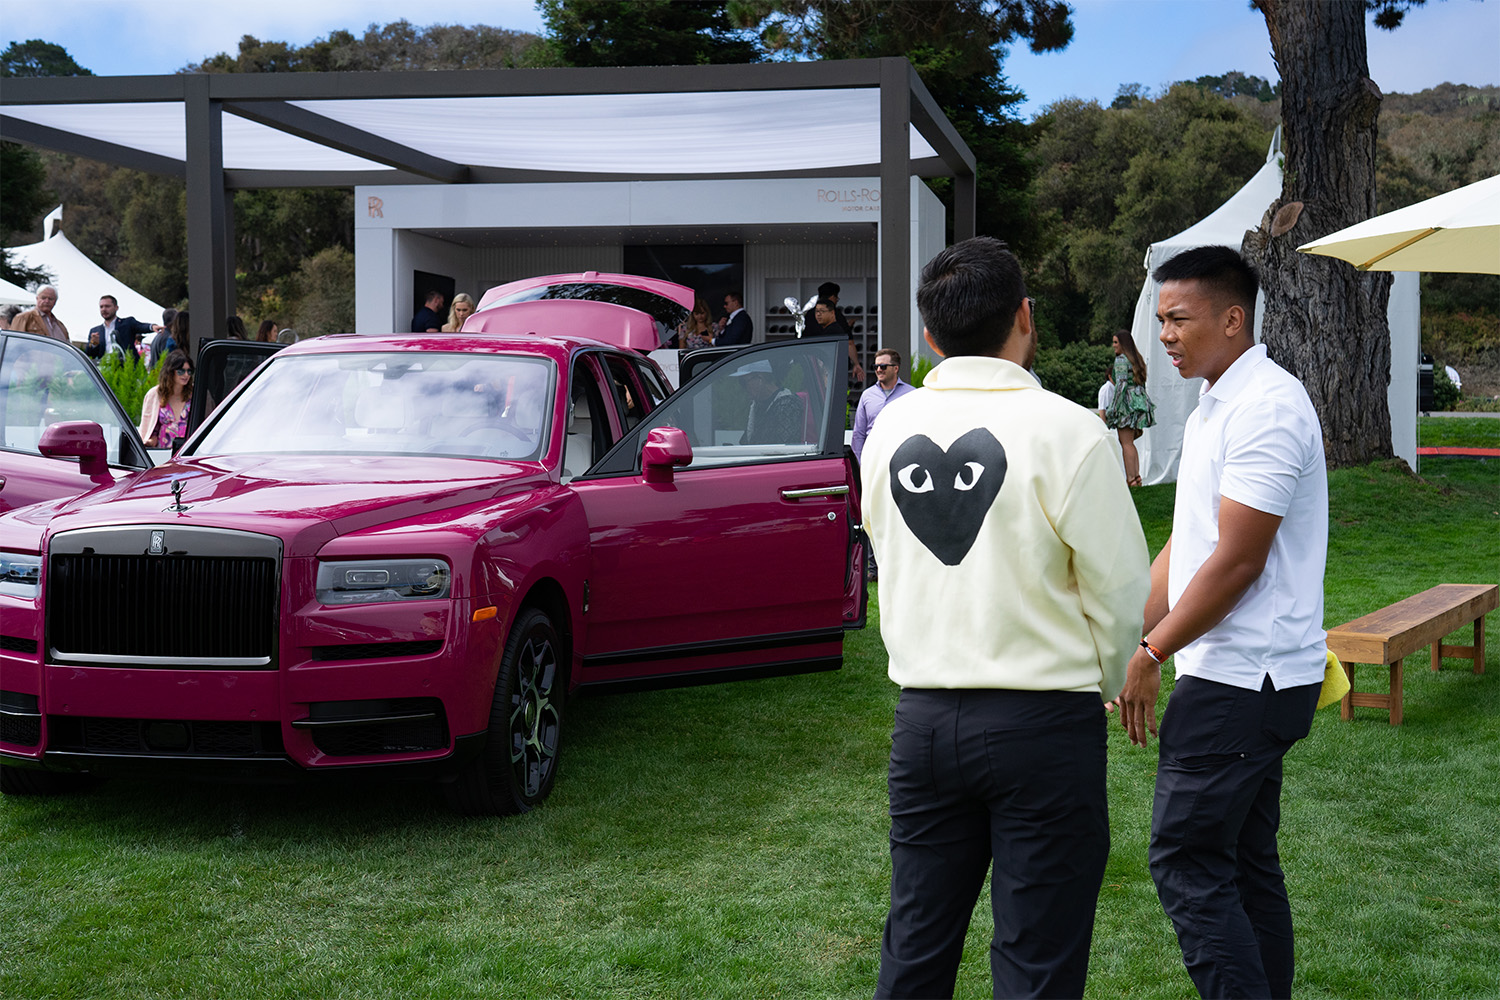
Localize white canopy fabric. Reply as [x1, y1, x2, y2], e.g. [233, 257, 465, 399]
[5, 89, 939, 175]
[1128, 137, 1420, 483]
[2, 102, 392, 172]
[6, 208, 167, 344]
[0, 275, 34, 307]
[1298, 172, 1500, 274]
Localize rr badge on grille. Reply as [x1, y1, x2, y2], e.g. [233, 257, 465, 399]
[149, 530, 166, 555]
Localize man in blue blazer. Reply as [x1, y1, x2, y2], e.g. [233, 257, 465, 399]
[717, 290, 753, 346]
[90, 294, 158, 364]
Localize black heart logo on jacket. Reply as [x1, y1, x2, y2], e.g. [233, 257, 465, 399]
[888, 429, 1007, 565]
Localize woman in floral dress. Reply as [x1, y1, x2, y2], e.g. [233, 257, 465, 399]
[1104, 328, 1155, 486]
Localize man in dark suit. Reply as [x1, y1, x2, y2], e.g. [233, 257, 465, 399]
[718, 290, 753, 346]
[90, 294, 158, 364]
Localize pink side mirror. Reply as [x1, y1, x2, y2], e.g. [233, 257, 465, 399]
[39, 421, 114, 485]
[641, 426, 691, 484]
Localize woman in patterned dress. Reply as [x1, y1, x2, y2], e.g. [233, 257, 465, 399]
[138, 349, 194, 450]
[1104, 328, 1155, 486]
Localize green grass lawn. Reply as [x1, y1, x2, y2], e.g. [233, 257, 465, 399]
[3, 458, 1497, 999]
[1418, 415, 1500, 450]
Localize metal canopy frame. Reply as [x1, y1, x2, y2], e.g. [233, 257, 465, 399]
[2, 58, 975, 341]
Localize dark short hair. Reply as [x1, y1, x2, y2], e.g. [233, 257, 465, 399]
[163, 307, 178, 327]
[815, 298, 837, 311]
[915, 236, 1027, 357]
[1152, 245, 1259, 318]
[99, 294, 118, 307]
[725, 290, 743, 305]
[425, 289, 444, 305]
[817, 281, 840, 299]
[875, 347, 902, 366]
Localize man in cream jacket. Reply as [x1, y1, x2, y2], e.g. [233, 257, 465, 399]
[862, 237, 1150, 999]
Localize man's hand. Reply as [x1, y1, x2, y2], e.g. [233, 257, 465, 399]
[852, 362, 866, 383]
[1110, 647, 1162, 748]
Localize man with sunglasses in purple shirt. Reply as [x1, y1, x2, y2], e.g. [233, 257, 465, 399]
[852, 347, 916, 464]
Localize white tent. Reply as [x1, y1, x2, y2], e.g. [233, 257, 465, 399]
[4, 207, 167, 345]
[1129, 137, 1420, 483]
[0, 275, 34, 308]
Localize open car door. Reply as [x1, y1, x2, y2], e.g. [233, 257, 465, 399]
[189, 340, 283, 434]
[0, 330, 152, 512]
[566, 336, 866, 691]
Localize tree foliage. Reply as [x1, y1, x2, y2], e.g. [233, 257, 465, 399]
[540, 1, 758, 66]
[1027, 86, 1272, 344]
[0, 40, 94, 287]
[0, 142, 54, 286]
[185, 21, 543, 73]
[0, 39, 93, 77]
[739, 0, 1073, 58]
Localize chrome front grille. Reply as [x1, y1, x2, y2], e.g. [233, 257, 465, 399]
[46, 526, 282, 668]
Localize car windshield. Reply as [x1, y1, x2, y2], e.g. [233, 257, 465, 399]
[191, 352, 554, 461]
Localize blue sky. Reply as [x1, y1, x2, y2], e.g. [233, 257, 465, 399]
[3, 0, 1497, 121]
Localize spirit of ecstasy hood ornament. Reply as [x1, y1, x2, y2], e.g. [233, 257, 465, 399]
[166, 477, 191, 513]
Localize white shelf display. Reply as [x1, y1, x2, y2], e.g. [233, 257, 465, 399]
[761, 278, 879, 379]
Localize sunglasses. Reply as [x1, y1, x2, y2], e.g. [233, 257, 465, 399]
[873, 363, 896, 371]
[172, 366, 193, 375]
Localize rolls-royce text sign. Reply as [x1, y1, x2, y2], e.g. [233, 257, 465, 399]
[818, 187, 881, 212]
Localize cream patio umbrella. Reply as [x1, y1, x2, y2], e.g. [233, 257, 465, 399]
[1298, 173, 1500, 274]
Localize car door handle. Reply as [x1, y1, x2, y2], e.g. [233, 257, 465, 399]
[781, 485, 850, 500]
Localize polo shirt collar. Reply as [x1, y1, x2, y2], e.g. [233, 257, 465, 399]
[1201, 343, 1267, 408]
[923, 356, 1036, 391]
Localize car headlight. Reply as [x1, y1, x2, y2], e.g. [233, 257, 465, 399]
[0, 553, 43, 598]
[316, 558, 451, 605]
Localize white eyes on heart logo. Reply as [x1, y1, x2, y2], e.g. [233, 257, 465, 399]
[898, 461, 986, 494]
[897, 463, 933, 493]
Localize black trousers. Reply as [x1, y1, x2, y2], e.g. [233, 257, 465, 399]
[876, 688, 1109, 1000]
[1149, 674, 1320, 1000]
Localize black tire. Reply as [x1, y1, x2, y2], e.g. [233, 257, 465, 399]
[0, 764, 99, 796]
[446, 607, 565, 816]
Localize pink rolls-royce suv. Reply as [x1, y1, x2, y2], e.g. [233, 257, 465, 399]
[0, 273, 866, 815]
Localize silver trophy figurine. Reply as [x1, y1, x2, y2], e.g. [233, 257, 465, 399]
[784, 296, 817, 338]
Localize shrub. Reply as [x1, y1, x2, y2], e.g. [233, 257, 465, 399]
[1035, 342, 1115, 408]
[98, 352, 163, 422]
[907, 355, 936, 388]
[1432, 364, 1460, 411]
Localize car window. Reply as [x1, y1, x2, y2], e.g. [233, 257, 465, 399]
[562, 355, 619, 482]
[0, 335, 137, 466]
[189, 352, 554, 461]
[603, 354, 649, 431]
[596, 339, 840, 473]
[631, 357, 671, 411]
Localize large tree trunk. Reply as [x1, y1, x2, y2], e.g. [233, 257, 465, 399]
[1245, 0, 1394, 468]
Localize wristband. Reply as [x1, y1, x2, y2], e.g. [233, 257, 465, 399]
[1140, 638, 1165, 664]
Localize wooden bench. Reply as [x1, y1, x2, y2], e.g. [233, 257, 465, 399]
[1327, 583, 1497, 725]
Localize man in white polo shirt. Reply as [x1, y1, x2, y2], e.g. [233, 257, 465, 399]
[1113, 245, 1327, 999]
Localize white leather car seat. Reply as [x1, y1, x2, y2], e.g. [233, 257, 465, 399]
[562, 390, 593, 481]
